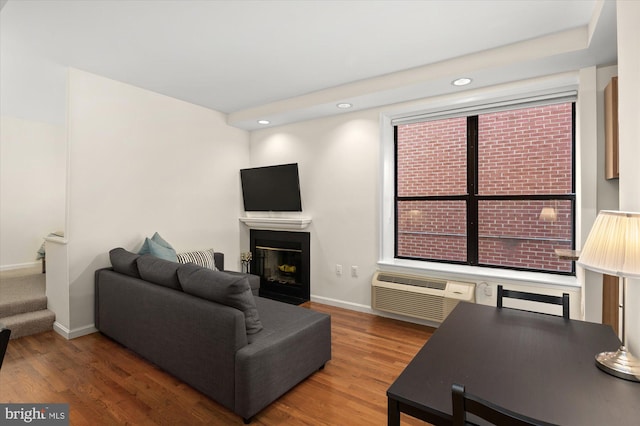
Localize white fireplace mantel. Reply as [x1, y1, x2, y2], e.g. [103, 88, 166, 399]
[239, 215, 312, 231]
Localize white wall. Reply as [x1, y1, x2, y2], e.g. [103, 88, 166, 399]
[577, 67, 600, 323]
[1, 0, 68, 270]
[0, 116, 66, 269]
[583, 65, 620, 323]
[60, 68, 249, 333]
[616, 0, 640, 355]
[249, 114, 380, 310]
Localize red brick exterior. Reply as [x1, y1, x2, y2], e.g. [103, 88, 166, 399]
[396, 103, 573, 273]
[397, 200, 467, 262]
[478, 104, 573, 195]
[397, 116, 467, 197]
[477, 200, 573, 272]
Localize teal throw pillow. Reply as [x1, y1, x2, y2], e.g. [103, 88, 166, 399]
[144, 238, 177, 262]
[138, 232, 177, 261]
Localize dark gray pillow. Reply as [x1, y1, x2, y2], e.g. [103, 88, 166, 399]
[178, 263, 263, 334]
[109, 248, 141, 278]
[136, 254, 182, 291]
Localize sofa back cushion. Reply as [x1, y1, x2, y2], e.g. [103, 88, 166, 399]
[136, 255, 182, 291]
[109, 248, 141, 278]
[178, 264, 263, 335]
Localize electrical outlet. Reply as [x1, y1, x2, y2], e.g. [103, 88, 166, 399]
[351, 265, 358, 278]
[336, 264, 343, 276]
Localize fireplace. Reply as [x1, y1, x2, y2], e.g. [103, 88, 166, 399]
[250, 229, 310, 305]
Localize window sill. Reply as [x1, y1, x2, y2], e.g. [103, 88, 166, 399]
[377, 258, 579, 289]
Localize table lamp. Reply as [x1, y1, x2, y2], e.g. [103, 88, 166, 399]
[577, 210, 640, 382]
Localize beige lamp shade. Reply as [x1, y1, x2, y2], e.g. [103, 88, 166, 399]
[577, 210, 640, 382]
[577, 210, 640, 278]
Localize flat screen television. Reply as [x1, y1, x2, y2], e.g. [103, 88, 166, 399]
[240, 163, 302, 212]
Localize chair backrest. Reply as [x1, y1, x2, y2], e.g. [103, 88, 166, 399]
[497, 285, 570, 319]
[0, 326, 11, 369]
[452, 383, 557, 426]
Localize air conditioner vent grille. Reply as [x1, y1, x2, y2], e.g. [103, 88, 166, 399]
[373, 286, 447, 322]
[372, 271, 475, 324]
[376, 273, 446, 290]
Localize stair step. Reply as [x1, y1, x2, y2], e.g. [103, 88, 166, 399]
[0, 271, 47, 318]
[0, 295, 48, 318]
[1, 309, 55, 339]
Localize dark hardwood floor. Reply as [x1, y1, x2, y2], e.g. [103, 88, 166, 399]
[0, 302, 434, 425]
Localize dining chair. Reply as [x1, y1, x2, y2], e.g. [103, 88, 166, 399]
[451, 383, 557, 426]
[496, 285, 570, 319]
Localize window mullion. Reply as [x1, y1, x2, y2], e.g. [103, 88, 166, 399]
[394, 125, 399, 259]
[467, 116, 479, 265]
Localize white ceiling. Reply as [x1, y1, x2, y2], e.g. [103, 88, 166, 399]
[0, 0, 617, 130]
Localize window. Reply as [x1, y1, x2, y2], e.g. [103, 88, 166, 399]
[395, 102, 575, 274]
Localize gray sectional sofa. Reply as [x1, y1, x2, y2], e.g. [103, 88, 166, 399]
[94, 248, 331, 423]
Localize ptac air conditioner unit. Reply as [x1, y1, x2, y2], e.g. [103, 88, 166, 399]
[372, 271, 475, 323]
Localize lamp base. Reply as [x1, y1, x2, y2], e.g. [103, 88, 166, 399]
[596, 346, 640, 382]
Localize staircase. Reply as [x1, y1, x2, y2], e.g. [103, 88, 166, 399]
[0, 267, 55, 339]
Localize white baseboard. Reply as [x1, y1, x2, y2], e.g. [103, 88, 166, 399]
[53, 321, 98, 340]
[310, 294, 373, 313]
[50, 298, 433, 340]
[0, 261, 40, 272]
[310, 294, 441, 328]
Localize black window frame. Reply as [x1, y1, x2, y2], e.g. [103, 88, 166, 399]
[394, 103, 577, 276]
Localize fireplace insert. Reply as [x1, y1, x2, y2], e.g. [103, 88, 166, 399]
[250, 230, 310, 305]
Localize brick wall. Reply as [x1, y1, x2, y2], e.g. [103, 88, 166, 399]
[478, 103, 573, 195]
[397, 117, 467, 197]
[397, 200, 466, 261]
[396, 103, 573, 273]
[477, 200, 572, 272]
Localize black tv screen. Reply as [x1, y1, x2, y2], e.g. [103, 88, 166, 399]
[240, 163, 302, 212]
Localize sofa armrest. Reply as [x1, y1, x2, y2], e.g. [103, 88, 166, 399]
[95, 269, 247, 411]
[214, 252, 224, 271]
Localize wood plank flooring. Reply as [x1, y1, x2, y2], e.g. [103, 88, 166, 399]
[0, 302, 435, 425]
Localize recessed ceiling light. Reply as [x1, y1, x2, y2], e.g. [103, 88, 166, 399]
[452, 77, 472, 87]
[257, 120, 270, 125]
[337, 103, 353, 109]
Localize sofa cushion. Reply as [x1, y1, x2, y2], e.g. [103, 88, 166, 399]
[178, 264, 263, 335]
[223, 270, 260, 296]
[177, 248, 217, 270]
[109, 248, 141, 278]
[136, 255, 182, 291]
[138, 232, 177, 261]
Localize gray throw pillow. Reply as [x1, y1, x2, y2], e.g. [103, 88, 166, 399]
[109, 248, 141, 278]
[177, 264, 263, 335]
[136, 254, 182, 291]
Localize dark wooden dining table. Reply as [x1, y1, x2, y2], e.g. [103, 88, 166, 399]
[387, 302, 640, 425]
